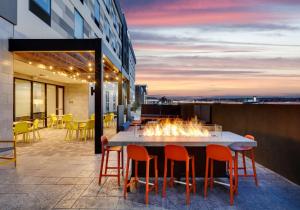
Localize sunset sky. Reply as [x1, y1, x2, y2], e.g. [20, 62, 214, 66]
[120, 0, 300, 97]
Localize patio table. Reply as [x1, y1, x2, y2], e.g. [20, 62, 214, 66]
[108, 131, 257, 178]
[73, 120, 89, 140]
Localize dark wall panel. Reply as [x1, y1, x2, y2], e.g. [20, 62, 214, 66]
[211, 104, 300, 185]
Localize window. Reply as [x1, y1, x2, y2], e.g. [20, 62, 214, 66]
[105, 91, 110, 112]
[94, 0, 100, 27]
[74, 9, 84, 38]
[29, 0, 51, 25]
[15, 79, 31, 120]
[33, 82, 45, 114]
[33, 0, 51, 14]
[113, 93, 117, 111]
[104, 17, 110, 42]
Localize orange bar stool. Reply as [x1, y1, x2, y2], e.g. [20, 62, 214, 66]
[204, 144, 237, 205]
[230, 134, 258, 186]
[123, 145, 158, 205]
[162, 145, 196, 205]
[99, 136, 123, 186]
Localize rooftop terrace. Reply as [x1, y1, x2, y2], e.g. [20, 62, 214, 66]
[0, 128, 299, 209]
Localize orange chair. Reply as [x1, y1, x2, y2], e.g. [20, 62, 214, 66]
[123, 145, 158, 205]
[99, 136, 123, 186]
[204, 144, 237, 205]
[162, 145, 196, 205]
[230, 134, 258, 186]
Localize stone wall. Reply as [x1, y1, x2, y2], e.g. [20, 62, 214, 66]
[0, 17, 13, 140]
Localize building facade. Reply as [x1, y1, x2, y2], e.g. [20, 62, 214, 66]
[0, 0, 136, 140]
[135, 85, 147, 107]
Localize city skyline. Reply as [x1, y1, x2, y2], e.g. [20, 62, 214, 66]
[121, 0, 300, 97]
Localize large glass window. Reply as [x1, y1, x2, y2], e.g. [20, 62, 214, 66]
[33, 82, 45, 114]
[33, 0, 51, 14]
[105, 91, 110, 112]
[94, 0, 100, 26]
[58, 87, 64, 115]
[15, 79, 31, 120]
[74, 10, 84, 38]
[46, 84, 56, 116]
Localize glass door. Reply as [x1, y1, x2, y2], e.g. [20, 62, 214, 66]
[15, 79, 31, 121]
[33, 82, 46, 126]
[46, 84, 56, 125]
[57, 87, 64, 115]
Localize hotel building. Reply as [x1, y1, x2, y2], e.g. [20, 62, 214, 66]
[0, 0, 136, 152]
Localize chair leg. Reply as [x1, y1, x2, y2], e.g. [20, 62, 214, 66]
[65, 130, 69, 141]
[229, 160, 234, 206]
[185, 159, 190, 205]
[121, 148, 124, 176]
[123, 158, 130, 199]
[251, 149, 258, 186]
[204, 157, 209, 198]
[37, 130, 41, 140]
[170, 160, 174, 187]
[235, 151, 239, 194]
[192, 157, 196, 194]
[154, 156, 158, 194]
[145, 159, 150, 205]
[210, 159, 214, 190]
[99, 150, 106, 185]
[162, 157, 168, 197]
[105, 151, 110, 174]
[242, 151, 247, 176]
[134, 160, 139, 188]
[117, 151, 120, 186]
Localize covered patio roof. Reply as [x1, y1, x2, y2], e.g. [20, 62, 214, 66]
[9, 38, 105, 153]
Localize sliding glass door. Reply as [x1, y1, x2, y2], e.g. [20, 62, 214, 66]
[15, 79, 31, 121]
[14, 78, 64, 127]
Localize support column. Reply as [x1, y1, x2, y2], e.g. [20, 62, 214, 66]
[126, 80, 130, 105]
[118, 72, 123, 105]
[95, 40, 103, 154]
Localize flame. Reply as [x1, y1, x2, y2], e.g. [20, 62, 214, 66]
[143, 118, 210, 137]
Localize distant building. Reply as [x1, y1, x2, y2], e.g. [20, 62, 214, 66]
[146, 96, 160, 104]
[135, 85, 147, 106]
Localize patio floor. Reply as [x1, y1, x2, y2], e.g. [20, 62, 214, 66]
[0, 128, 300, 210]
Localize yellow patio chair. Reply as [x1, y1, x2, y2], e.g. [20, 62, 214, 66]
[29, 119, 41, 141]
[0, 140, 16, 167]
[104, 114, 110, 128]
[90, 113, 95, 120]
[49, 114, 58, 128]
[14, 121, 30, 143]
[65, 121, 84, 141]
[109, 113, 115, 127]
[83, 119, 95, 142]
[62, 114, 73, 128]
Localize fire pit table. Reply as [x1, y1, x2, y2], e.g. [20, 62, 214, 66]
[108, 130, 257, 178]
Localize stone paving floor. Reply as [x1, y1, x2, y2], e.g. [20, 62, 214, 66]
[0, 128, 300, 210]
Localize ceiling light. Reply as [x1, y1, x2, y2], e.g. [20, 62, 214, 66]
[28, 61, 32, 65]
[49, 66, 53, 70]
[88, 75, 91, 79]
[115, 77, 119, 81]
[88, 62, 92, 67]
[76, 72, 80, 76]
[69, 66, 73, 70]
[89, 67, 93, 71]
